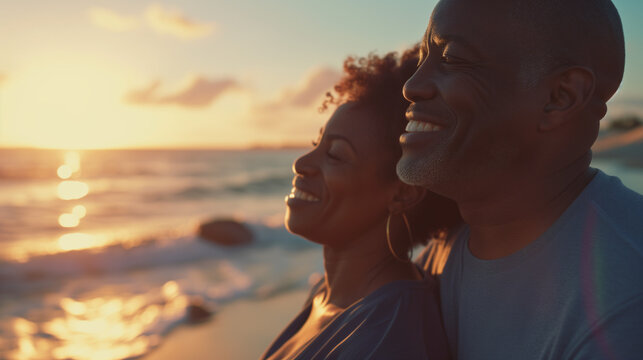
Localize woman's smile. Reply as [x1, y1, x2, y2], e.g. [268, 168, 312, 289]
[286, 187, 321, 204]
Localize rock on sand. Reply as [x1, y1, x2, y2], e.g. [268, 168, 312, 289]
[197, 218, 254, 246]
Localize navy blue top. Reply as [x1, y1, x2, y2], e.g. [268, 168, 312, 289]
[261, 277, 450, 359]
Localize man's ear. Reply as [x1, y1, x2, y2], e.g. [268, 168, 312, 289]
[388, 183, 426, 214]
[540, 66, 595, 131]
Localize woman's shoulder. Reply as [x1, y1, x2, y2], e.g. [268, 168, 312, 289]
[345, 277, 440, 321]
[327, 278, 449, 359]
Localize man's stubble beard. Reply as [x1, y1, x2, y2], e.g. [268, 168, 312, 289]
[396, 142, 518, 202]
[396, 149, 452, 194]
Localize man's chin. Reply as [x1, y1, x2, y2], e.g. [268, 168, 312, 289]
[396, 155, 434, 187]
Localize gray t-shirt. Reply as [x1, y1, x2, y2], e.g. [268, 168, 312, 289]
[419, 169, 643, 360]
[261, 278, 450, 360]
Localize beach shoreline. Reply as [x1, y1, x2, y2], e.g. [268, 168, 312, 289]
[146, 289, 309, 360]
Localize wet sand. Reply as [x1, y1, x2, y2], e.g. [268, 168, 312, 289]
[147, 289, 308, 360]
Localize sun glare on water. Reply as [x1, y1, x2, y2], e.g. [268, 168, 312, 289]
[57, 181, 90, 200]
[7, 280, 196, 360]
[57, 233, 107, 251]
[54, 151, 103, 252]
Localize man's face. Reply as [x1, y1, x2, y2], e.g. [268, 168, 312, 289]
[397, 0, 544, 200]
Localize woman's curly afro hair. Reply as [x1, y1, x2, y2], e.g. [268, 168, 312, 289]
[319, 44, 461, 246]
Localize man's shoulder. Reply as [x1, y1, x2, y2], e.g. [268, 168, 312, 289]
[558, 170, 643, 303]
[590, 169, 643, 204]
[581, 169, 643, 244]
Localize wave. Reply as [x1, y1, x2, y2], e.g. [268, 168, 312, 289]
[224, 173, 292, 194]
[154, 173, 292, 201]
[0, 222, 322, 360]
[0, 223, 317, 293]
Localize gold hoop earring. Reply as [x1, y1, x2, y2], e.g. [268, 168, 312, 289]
[386, 212, 414, 262]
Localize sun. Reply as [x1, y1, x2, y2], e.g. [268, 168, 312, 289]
[0, 54, 141, 149]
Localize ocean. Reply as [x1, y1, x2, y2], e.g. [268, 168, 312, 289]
[0, 148, 324, 360]
[0, 148, 642, 360]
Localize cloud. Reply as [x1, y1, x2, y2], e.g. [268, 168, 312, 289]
[89, 4, 214, 40]
[249, 67, 341, 140]
[0, 73, 6, 86]
[263, 67, 341, 111]
[124, 80, 163, 105]
[125, 76, 238, 108]
[89, 7, 139, 32]
[144, 4, 214, 39]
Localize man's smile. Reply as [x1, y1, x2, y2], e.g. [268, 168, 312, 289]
[400, 107, 452, 148]
[405, 108, 451, 130]
[405, 120, 445, 132]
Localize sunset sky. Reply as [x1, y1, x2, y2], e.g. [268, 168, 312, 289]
[1, 0, 642, 149]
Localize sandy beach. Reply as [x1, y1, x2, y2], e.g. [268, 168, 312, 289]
[147, 289, 309, 360]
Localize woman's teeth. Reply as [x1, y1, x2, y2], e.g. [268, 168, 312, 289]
[288, 188, 320, 202]
[405, 120, 443, 132]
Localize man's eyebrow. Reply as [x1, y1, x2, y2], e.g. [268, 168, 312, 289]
[430, 33, 482, 56]
[419, 29, 431, 64]
[324, 134, 358, 155]
[419, 40, 429, 64]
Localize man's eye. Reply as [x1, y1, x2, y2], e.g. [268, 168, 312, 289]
[441, 54, 455, 63]
[441, 54, 466, 65]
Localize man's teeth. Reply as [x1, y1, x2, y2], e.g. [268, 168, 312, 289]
[405, 120, 443, 132]
[288, 188, 320, 202]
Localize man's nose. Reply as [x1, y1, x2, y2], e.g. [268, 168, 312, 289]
[403, 65, 439, 103]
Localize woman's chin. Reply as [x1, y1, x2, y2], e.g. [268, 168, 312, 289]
[285, 210, 300, 229]
[284, 215, 318, 241]
[284, 218, 308, 237]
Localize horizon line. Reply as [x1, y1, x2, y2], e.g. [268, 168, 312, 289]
[0, 144, 311, 151]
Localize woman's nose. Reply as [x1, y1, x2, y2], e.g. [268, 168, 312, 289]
[403, 64, 438, 103]
[292, 151, 319, 176]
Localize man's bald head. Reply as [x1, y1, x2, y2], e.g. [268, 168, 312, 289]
[398, 0, 625, 197]
[510, 0, 624, 102]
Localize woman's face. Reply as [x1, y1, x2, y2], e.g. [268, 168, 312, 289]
[285, 102, 399, 247]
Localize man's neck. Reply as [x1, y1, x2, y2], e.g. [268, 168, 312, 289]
[460, 154, 595, 260]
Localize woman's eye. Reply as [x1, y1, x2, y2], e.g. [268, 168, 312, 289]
[326, 140, 352, 163]
[311, 140, 318, 147]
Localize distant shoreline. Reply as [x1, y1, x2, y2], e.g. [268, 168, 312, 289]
[3, 125, 643, 156]
[593, 126, 643, 167]
[0, 145, 311, 152]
